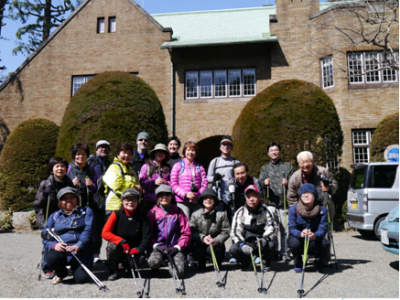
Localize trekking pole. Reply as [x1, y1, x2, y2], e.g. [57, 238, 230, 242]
[127, 253, 143, 298]
[45, 194, 51, 222]
[297, 233, 310, 298]
[249, 249, 263, 293]
[256, 238, 267, 294]
[266, 186, 270, 206]
[86, 176, 90, 207]
[46, 229, 109, 292]
[325, 203, 338, 269]
[131, 254, 150, 298]
[165, 253, 186, 295]
[38, 195, 52, 281]
[209, 243, 224, 288]
[283, 186, 290, 261]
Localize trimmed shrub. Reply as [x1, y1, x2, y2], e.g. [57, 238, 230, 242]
[0, 118, 60, 211]
[56, 72, 168, 159]
[370, 112, 399, 162]
[232, 80, 343, 177]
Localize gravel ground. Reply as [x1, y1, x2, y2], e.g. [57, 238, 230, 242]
[0, 230, 398, 298]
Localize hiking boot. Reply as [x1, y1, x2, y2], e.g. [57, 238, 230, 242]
[282, 254, 292, 262]
[294, 267, 302, 273]
[229, 257, 237, 263]
[93, 254, 100, 263]
[108, 270, 118, 281]
[52, 275, 62, 285]
[43, 271, 55, 279]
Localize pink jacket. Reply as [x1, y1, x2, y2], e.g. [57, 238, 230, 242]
[139, 162, 171, 204]
[170, 158, 207, 203]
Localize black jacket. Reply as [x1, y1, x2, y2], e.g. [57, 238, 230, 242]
[167, 153, 182, 169]
[130, 150, 149, 175]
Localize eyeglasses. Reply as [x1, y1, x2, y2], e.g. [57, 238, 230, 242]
[123, 198, 138, 202]
[97, 145, 109, 149]
[158, 192, 172, 197]
[138, 139, 149, 142]
[221, 143, 232, 148]
[299, 160, 313, 166]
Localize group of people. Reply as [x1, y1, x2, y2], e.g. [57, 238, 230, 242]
[34, 132, 338, 286]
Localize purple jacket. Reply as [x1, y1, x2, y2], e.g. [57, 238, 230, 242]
[147, 204, 191, 250]
[139, 162, 171, 204]
[170, 158, 207, 203]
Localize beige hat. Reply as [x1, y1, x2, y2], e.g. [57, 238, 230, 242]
[149, 143, 170, 162]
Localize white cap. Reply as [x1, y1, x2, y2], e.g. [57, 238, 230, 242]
[96, 140, 110, 149]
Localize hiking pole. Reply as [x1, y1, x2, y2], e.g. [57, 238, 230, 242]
[325, 202, 338, 269]
[266, 186, 270, 206]
[249, 249, 263, 293]
[283, 186, 290, 261]
[38, 194, 52, 281]
[132, 255, 150, 298]
[209, 243, 224, 288]
[127, 253, 142, 298]
[46, 229, 109, 292]
[166, 252, 186, 295]
[257, 238, 267, 294]
[297, 233, 310, 298]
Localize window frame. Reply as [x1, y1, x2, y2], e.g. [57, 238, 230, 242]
[71, 75, 95, 97]
[320, 56, 335, 89]
[97, 17, 105, 34]
[351, 129, 375, 163]
[108, 17, 116, 33]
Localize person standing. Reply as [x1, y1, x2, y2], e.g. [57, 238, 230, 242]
[287, 151, 338, 222]
[207, 136, 239, 200]
[167, 136, 182, 168]
[259, 142, 294, 261]
[130, 132, 150, 175]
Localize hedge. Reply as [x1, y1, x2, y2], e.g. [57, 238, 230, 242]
[370, 112, 399, 162]
[0, 118, 60, 211]
[56, 72, 168, 159]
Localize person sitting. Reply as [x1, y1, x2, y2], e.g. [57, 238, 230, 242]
[289, 183, 330, 273]
[139, 143, 171, 216]
[102, 188, 151, 281]
[147, 185, 191, 279]
[34, 156, 74, 279]
[189, 188, 230, 269]
[230, 185, 276, 271]
[42, 187, 94, 285]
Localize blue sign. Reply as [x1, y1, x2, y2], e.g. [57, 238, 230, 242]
[388, 148, 399, 162]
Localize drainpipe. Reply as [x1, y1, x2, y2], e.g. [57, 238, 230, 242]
[170, 60, 175, 137]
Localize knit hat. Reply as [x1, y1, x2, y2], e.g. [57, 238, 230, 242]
[137, 132, 150, 141]
[298, 183, 318, 200]
[244, 184, 260, 196]
[198, 188, 220, 207]
[149, 143, 170, 162]
[57, 187, 80, 202]
[121, 188, 140, 200]
[96, 140, 110, 149]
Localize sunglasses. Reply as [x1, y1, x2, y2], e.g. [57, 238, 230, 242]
[138, 139, 149, 142]
[158, 192, 172, 197]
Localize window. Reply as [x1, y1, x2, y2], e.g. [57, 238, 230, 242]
[97, 18, 105, 33]
[321, 56, 334, 88]
[352, 129, 375, 163]
[348, 51, 399, 86]
[185, 68, 256, 99]
[109, 17, 116, 33]
[350, 166, 367, 189]
[371, 165, 398, 188]
[72, 75, 95, 96]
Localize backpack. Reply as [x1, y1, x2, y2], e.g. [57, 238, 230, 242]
[212, 157, 239, 177]
[178, 160, 202, 185]
[93, 162, 134, 214]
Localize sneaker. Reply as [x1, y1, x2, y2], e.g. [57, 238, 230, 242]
[43, 271, 55, 279]
[294, 267, 302, 273]
[282, 254, 292, 262]
[263, 266, 272, 272]
[52, 275, 62, 285]
[254, 256, 260, 264]
[229, 257, 237, 263]
[108, 270, 118, 281]
[93, 254, 100, 263]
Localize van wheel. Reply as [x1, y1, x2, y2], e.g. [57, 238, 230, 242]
[374, 216, 387, 239]
[358, 229, 375, 238]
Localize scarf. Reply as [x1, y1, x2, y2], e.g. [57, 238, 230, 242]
[297, 201, 320, 220]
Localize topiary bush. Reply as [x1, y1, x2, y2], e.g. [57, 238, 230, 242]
[56, 72, 168, 159]
[232, 79, 343, 177]
[370, 112, 399, 162]
[0, 118, 60, 211]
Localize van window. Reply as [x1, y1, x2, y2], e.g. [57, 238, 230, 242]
[350, 166, 367, 189]
[371, 165, 398, 188]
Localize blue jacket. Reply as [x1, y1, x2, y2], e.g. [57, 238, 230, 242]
[288, 204, 328, 240]
[42, 206, 94, 267]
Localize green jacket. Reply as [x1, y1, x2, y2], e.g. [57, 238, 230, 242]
[189, 205, 230, 247]
[259, 159, 294, 207]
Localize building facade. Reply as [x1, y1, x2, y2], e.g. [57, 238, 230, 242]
[0, 0, 398, 172]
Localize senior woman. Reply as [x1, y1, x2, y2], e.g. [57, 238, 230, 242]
[170, 141, 207, 219]
[147, 185, 191, 279]
[102, 188, 151, 281]
[42, 187, 94, 285]
[189, 188, 230, 269]
[67, 143, 96, 207]
[102, 143, 141, 217]
[288, 183, 330, 273]
[139, 143, 171, 216]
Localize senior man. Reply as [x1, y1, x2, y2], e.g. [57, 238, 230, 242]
[287, 151, 338, 222]
[130, 132, 150, 175]
[230, 185, 276, 271]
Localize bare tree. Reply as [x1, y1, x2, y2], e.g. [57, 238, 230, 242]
[9, 0, 81, 55]
[0, 0, 8, 82]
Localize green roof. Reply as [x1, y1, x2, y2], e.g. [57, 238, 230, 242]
[152, 2, 340, 48]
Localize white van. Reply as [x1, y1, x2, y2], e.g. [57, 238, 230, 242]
[346, 162, 399, 239]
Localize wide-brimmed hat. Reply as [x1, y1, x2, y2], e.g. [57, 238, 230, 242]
[149, 143, 170, 162]
[57, 187, 80, 202]
[298, 183, 318, 200]
[198, 188, 220, 207]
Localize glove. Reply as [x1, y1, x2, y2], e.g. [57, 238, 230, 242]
[156, 244, 168, 254]
[213, 173, 223, 182]
[130, 248, 139, 256]
[241, 244, 253, 256]
[258, 238, 267, 248]
[168, 246, 180, 256]
[120, 240, 130, 254]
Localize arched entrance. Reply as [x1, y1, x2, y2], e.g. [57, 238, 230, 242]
[196, 135, 224, 172]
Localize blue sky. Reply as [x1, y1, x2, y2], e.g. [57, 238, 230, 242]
[1, 0, 329, 76]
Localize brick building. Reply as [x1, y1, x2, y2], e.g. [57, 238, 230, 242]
[0, 0, 398, 171]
